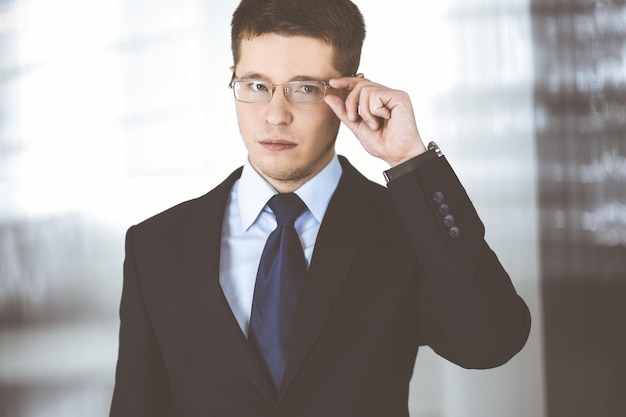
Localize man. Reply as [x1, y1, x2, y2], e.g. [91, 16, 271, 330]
[110, 0, 531, 416]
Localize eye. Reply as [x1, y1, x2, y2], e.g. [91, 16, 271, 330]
[248, 81, 269, 93]
[293, 82, 323, 94]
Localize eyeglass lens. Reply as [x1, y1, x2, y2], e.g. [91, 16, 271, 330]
[233, 80, 328, 103]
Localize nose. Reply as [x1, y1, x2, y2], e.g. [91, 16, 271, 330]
[264, 87, 293, 126]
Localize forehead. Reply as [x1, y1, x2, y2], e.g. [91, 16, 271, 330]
[237, 34, 340, 81]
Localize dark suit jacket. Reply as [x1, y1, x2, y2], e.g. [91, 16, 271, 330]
[110, 154, 530, 417]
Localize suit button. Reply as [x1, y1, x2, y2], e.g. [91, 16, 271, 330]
[449, 226, 461, 239]
[433, 191, 445, 205]
[443, 214, 455, 227]
[438, 203, 450, 216]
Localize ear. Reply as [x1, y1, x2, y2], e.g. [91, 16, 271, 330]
[229, 66, 236, 86]
[355, 73, 365, 79]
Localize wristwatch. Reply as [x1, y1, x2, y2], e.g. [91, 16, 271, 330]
[428, 141, 443, 157]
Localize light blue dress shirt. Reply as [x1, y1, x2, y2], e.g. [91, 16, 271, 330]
[219, 155, 342, 337]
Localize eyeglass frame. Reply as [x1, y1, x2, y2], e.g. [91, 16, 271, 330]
[228, 73, 334, 104]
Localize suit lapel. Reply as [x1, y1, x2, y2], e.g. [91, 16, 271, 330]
[175, 168, 277, 404]
[171, 159, 386, 404]
[279, 157, 386, 398]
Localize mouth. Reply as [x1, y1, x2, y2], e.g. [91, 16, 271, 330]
[259, 139, 297, 152]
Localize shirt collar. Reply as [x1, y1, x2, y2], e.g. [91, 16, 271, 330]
[237, 155, 342, 231]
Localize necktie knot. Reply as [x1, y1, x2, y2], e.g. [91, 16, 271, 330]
[268, 193, 306, 226]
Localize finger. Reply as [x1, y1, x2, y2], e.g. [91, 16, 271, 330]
[357, 86, 386, 130]
[328, 76, 366, 91]
[329, 77, 364, 122]
[325, 94, 346, 120]
[344, 85, 363, 122]
[325, 95, 352, 126]
[325, 95, 361, 134]
[357, 90, 376, 130]
[370, 94, 392, 120]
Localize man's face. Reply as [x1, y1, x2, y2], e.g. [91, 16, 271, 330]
[233, 34, 343, 192]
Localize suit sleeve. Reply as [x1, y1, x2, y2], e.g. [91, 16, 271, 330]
[386, 151, 531, 369]
[110, 226, 171, 417]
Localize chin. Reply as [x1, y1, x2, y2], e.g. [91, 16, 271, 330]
[261, 164, 308, 182]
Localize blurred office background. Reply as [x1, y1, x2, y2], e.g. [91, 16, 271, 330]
[0, 0, 624, 416]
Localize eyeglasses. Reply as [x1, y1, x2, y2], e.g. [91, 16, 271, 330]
[229, 79, 333, 104]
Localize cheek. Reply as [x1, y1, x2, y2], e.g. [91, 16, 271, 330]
[235, 107, 259, 136]
[305, 105, 339, 126]
[316, 110, 341, 136]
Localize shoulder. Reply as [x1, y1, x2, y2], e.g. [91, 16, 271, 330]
[131, 167, 243, 234]
[336, 155, 394, 209]
[337, 156, 389, 195]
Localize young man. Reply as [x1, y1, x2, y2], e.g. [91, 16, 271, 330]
[110, 0, 531, 416]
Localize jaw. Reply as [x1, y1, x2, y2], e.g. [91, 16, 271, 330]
[248, 142, 336, 193]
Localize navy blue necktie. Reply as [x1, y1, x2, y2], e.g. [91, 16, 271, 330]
[249, 193, 308, 389]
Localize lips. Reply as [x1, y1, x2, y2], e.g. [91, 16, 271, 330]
[259, 139, 297, 151]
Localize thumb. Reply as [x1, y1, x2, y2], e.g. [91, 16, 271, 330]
[325, 95, 361, 135]
[325, 95, 349, 123]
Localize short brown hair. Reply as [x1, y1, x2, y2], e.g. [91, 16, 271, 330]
[231, 0, 366, 76]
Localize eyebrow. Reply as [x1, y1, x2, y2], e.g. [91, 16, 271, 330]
[236, 72, 327, 83]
